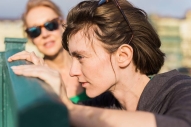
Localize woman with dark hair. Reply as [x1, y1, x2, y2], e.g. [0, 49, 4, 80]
[9, 0, 191, 126]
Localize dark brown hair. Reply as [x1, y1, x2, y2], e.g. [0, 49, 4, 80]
[22, 0, 63, 27]
[62, 0, 165, 75]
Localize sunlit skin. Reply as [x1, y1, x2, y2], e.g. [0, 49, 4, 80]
[68, 29, 150, 110]
[25, 6, 84, 98]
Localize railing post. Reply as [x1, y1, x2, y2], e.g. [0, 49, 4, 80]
[0, 52, 4, 127]
[4, 37, 27, 51]
[0, 51, 17, 127]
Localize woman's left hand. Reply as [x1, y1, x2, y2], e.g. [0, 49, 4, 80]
[12, 64, 74, 107]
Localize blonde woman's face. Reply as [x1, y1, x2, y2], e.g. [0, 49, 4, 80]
[26, 6, 63, 56]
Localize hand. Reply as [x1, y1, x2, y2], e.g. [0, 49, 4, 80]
[11, 64, 71, 104]
[8, 51, 45, 66]
[9, 51, 74, 107]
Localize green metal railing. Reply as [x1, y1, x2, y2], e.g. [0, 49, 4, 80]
[0, 38, 69, 127]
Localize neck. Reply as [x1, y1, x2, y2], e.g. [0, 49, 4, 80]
[44, 49, 71, 70]
[111, 70, 150, 111]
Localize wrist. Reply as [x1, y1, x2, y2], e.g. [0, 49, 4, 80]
[62, 97, 75, 110]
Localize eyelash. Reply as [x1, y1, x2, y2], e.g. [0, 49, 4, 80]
[76, 55, 84, 60]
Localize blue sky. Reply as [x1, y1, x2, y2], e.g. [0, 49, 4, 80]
[0, 0, 191, 19]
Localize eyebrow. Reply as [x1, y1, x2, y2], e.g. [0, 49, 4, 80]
[70, 51, 86, 57]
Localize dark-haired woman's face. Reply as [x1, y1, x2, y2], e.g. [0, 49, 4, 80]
[68, 30, 117, 98]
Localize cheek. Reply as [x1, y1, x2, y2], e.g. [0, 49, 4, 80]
[52, 30, 63, 43]
[83, 57, 115, 83]
[32, 38, 41, 47]
[85, 61, 116, 98]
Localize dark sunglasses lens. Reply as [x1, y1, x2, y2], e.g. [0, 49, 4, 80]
[44, 21, 59, 31]
[27, 27, 41, 38]
[98, 0, 107, 6]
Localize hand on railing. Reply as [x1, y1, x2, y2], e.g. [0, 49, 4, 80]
[12, 65, 63, 94]
[7, 51, 73, 108]
[8, 51, 45, 65]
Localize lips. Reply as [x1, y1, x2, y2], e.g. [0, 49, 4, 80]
[80, 82, 89, 87]
[44, 41, 55, 48]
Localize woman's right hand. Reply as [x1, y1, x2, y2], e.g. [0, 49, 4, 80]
[11, 63, 73, 107]
[8, 51, 45, 66]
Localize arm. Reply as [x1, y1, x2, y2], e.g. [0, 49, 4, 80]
[67, 74, 191, 127]
[68, 104, 156, 127]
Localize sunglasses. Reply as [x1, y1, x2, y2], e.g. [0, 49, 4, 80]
[98, 0, 133, 44]
[25, 17, 61, 38]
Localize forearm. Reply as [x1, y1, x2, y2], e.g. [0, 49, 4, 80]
[69, 105, 156, 127]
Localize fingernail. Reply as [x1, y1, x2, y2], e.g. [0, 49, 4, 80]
[11, 66, 17, 69]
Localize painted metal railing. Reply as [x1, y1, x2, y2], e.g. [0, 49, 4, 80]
[0, 38, 69, 127]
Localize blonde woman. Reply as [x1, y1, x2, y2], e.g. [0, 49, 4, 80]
[22, 0, 89, 103]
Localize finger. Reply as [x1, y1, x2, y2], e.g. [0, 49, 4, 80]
[29, 52, 43, 65]
[12, 66, 60, 90]
[11, 65, 36, 74]
[8, 51, 44, 65]
[11, 64, 49, 70]
[11, 65, 46, 77]
[12, 66, 62, 95]
[8, 54, 33, 63]
[38, 57, 45, 65]
[8, 51, 29, 61]
[11, 65, 36, 70]
[11, 65, 52, 77]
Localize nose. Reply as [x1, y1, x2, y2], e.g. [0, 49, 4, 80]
[69, 59, 81, 77]
[41, 27, 49, 38]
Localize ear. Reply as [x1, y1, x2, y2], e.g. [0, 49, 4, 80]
[62, 20, 66, 24]
[61, 18, 66, 24]
[115, 44, 133, 68]
[61, 19, 66, 32]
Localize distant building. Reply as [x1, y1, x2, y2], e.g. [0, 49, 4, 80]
[149, 10, 191, 73]
[180, 10, 191, 68]
[149, 15, 182, 72]
[0, 19, 24, 51]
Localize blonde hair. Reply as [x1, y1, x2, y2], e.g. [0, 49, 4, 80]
[22, 0, 63, 27]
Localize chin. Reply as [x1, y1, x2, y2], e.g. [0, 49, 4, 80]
[43, 49, 61, 57]
[86, 90, 103, 98]
[47, 52, 57, 56]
